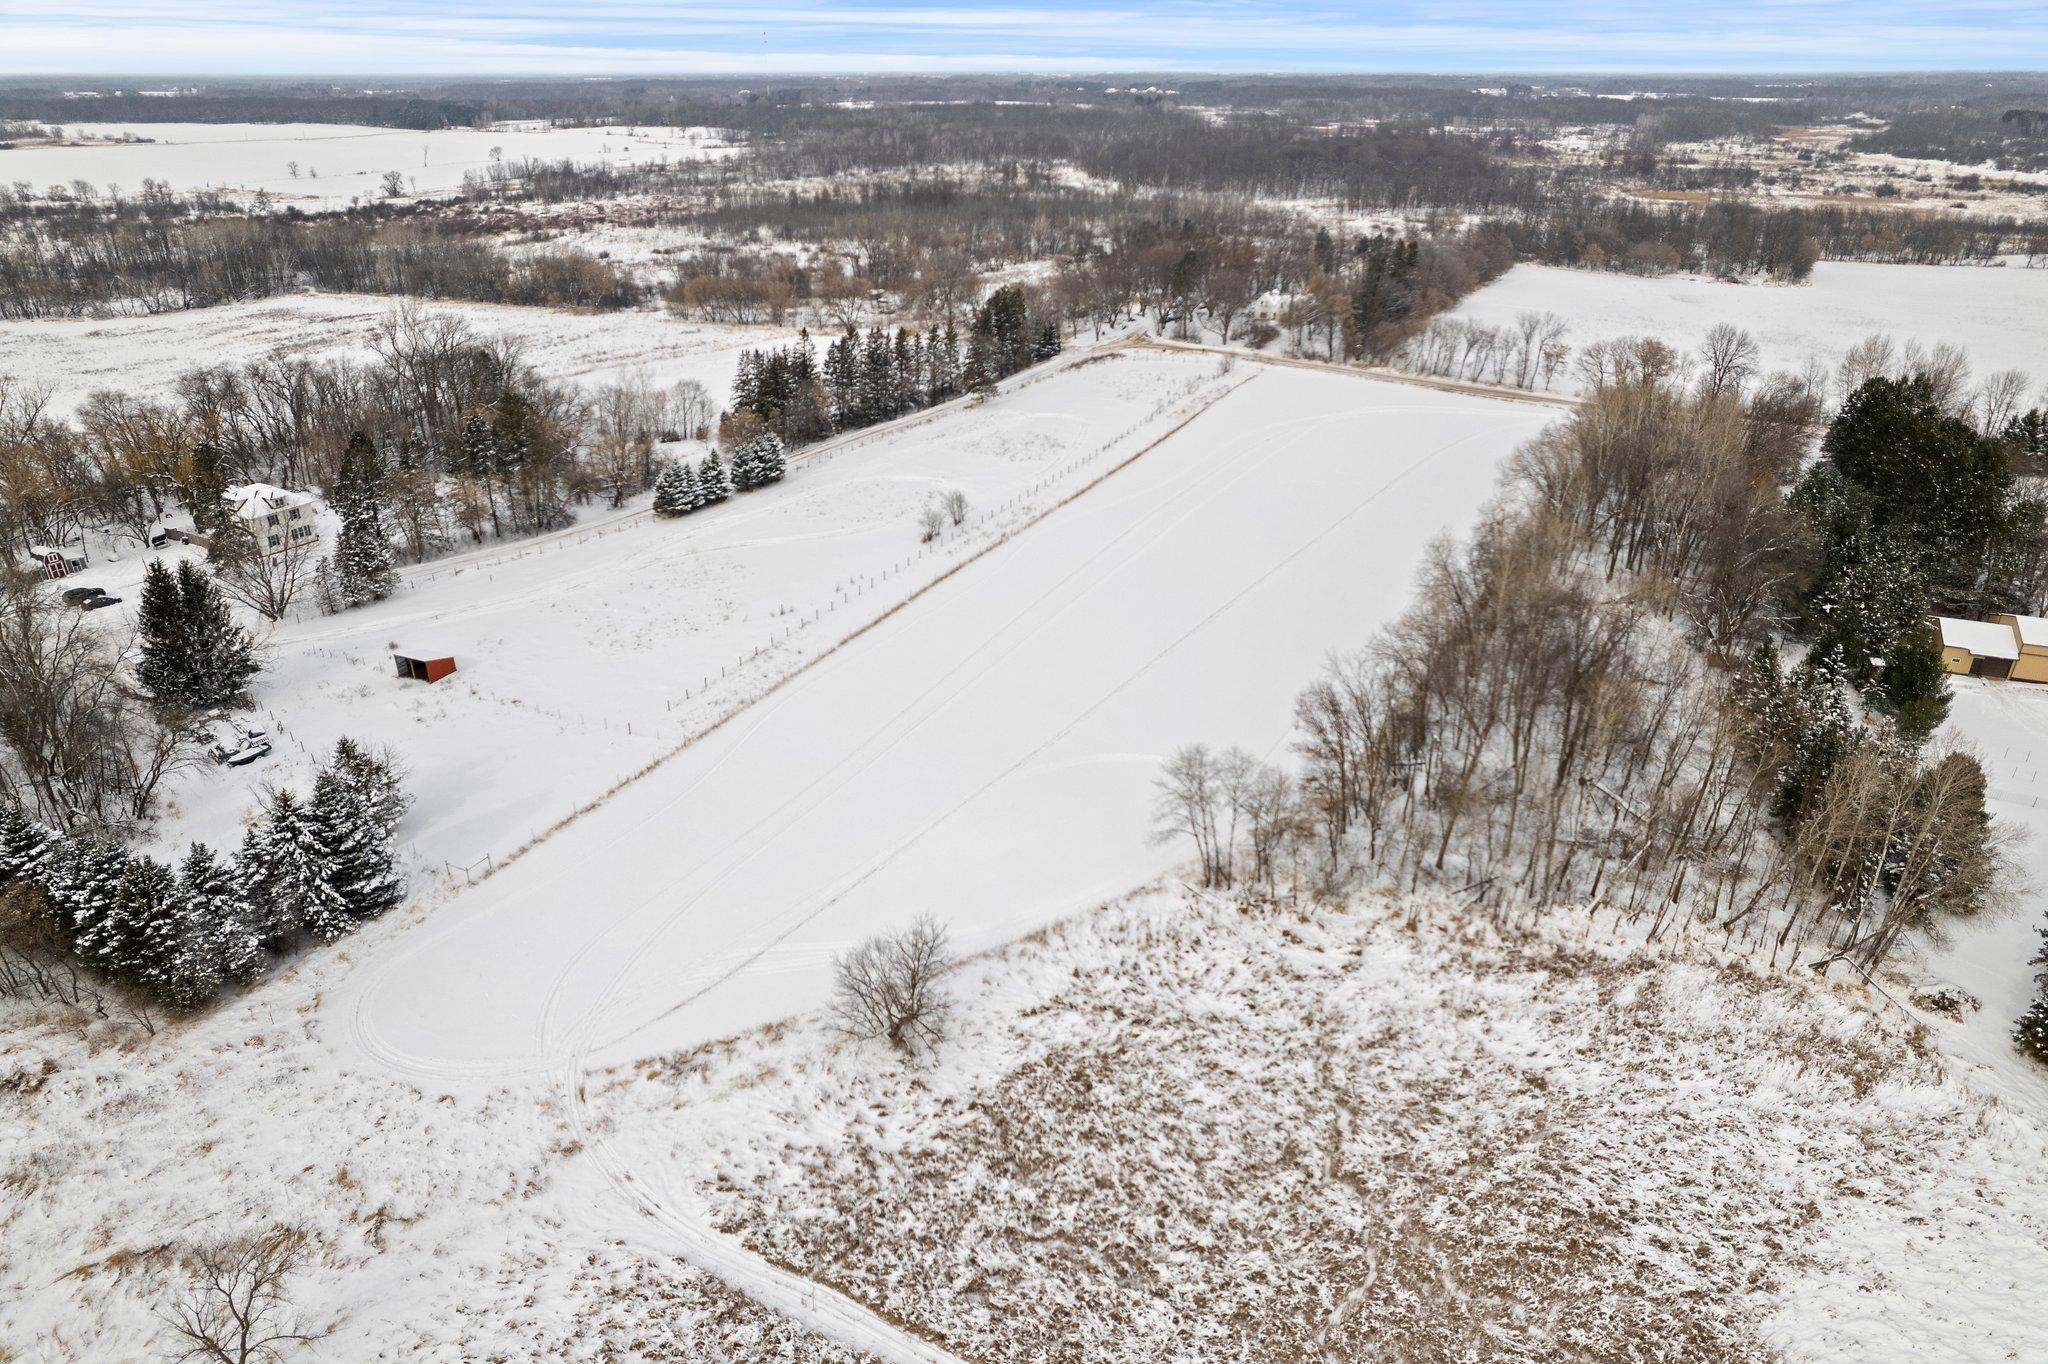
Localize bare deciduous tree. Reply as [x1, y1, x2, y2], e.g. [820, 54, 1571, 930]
[942, 489, 968, 527]
[830, 916, 952, 1054]
[158, 1226, 322, 1364]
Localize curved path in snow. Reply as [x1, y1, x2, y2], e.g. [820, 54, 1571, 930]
[327, 359, 1557, 1360]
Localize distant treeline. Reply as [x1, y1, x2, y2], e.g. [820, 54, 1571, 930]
[0, 90, 480, 130]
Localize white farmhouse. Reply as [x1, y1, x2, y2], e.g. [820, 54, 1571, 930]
[223, 483, 319, 556]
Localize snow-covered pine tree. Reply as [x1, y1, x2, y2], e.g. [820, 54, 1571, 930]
[2016, 928, 2048, 1067]
[932, 319, 961, 400]
[698, 450, 729, 504]
[177, 560, 259, 706]
[0, 801, 57, 888]
[46, 836, 132, 968]
[652, 460, 691, 518]
[331, 736, 412, 839]
[246, 789, 353, 943]
[311, 766, 404, 920]
[179, 841, 265, 987]
[332, 431, 398, 608]
[824, 327, 859, 430]
[676, 462, 703, 512]
[112, 854, 181, 990]
[733, 433, 788, 492]
[135, 559, 191, 704]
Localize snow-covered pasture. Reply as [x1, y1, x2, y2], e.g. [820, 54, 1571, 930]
[1439, 260, 2048, 398]
[0, 120, 738, 209]
[0, 291, 798, 417]
[599, 889, 2048, 1363]
[327, 354, 1554, 1088]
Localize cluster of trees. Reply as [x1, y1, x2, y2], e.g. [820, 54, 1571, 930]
[724, 285, 1059, 449]
[650, 432, 784, 517]
[1789, 360, 2046, 737]
[0, 738, 407, 1012]
[0, 197, 640, 319]
[136, 559, 260, 709]
[1155, 334, 2004, 983]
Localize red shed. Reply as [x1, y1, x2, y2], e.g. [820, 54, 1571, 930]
[394, 652, 457, 683]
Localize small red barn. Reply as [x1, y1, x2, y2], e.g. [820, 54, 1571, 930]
[393, 652, 457, 683]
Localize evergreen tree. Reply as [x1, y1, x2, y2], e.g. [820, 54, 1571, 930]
[331, 431, 398, 608]
[331, 737, 411, 840]
[677, 462, 703, 512]
[45, 836, 131, 962]
[178, 842, 265, 988]
[824, 327, 859, 429]
[178, 561, 259, 706]
[246, 789, 352, 943]
[135, 560, 189, 704]
[310, 766, 404, 920]
[698, 451, 730, 504]
[732, 433, 787, 491]
[931, 319, 961, 400]
[652, 460, 692, 518]
[1878, 629, 1952, 743]
[2016, 929, 2048, 1067]
[111, 854, 180, 989]
[0, 801, 57, 887]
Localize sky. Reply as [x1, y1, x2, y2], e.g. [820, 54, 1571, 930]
[2, 0, 2046, 76]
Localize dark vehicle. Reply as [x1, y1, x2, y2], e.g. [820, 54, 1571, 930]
[80, 594, 123, 610]
[210, 739, 273, 767]
[61, 585, 106, 605]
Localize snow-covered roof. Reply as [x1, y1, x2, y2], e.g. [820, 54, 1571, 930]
[1935, 616, 2019, 661]
[1999, 613, 2048, 649]
[223, 482, 314, 517]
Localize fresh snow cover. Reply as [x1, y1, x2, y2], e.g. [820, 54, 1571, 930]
[1442, 260, 2048, 396]
[594, 887, 2048, 1363]
[0, 121, 738, 208]
[3, 350, 1554, 1361]
[329, 352, 1554, 1083]
[0, 292, 800, 414]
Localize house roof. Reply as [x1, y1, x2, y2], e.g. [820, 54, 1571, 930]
[1999, 613, 2048, 649]
[1935, 616, 2020, 661]
[223, 482, 313, 517]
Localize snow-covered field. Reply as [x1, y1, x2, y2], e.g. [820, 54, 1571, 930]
[1443, 260, 2048, 396]
[597, 889, 2048, 1363]
[1, 120, 738, 208]
[0, 292, 795, 415]
[4, 349, 1555, 1360]
[330, 352, 1551, 1081]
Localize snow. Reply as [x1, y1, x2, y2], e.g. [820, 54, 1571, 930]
[593, 887, 2048, 1363]
[1, 120, 739, 209]
[0, 292, 801, 415]
[1938, 615, 2021, 660]
[1442, 260, 2048, 396]
[324, 352, 1553, 1086]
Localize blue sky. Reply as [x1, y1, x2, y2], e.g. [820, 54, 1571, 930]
[4, 1, 2046, 76]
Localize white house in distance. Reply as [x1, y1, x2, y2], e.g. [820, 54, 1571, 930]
[223, 483, 319, 556]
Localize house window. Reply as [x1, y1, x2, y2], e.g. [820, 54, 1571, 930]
[267, 535, 281, 548]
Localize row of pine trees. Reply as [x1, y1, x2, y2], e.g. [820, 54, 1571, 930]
[0, 739, 408, 1011]
[651, 434, 788, 518]
[730, 285, 1061, 448]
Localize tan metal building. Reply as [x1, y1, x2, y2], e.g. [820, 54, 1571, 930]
[1936, 616, 2020, 678]
[1990, 614, 2048, 683]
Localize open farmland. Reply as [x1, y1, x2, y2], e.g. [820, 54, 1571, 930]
[0, 292, 798, 415]
[0, 120, 738, 208]
[1441, 260, 2048, 395]
[329, 351, 1554, 1081]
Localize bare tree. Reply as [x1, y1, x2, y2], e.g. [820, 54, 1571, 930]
[158, 1226, 322, 1364]
[1154, 743, 1228, 887]
[918, 504, 946, 543]
[830, 916, 952, 1054]
[942, 489, 969, 527]
[1697, 323, 1760, 398]
[208, 521, 313, 623]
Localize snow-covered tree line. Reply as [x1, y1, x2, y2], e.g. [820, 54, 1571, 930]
[726, 285, 1061, 449]
[650, 435, 789, 519]
[0, 738, 408, 1012]
[1156, 337, 2006, 992]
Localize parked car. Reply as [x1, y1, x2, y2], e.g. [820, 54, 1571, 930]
[81, 594, 123, 610]
[210, 738, 272, 767]
[61, 585, 106, 606]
